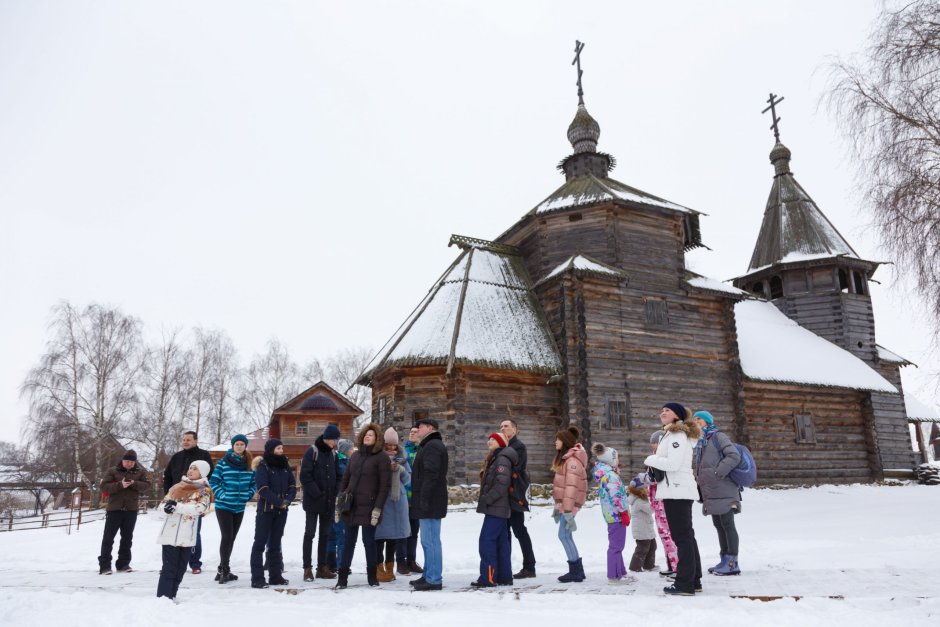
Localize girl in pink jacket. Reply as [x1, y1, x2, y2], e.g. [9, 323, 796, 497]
[551, 426, 588, 583]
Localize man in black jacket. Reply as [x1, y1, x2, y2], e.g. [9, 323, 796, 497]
[409, 418, 448, 591]
[500, 419, 536, 578]
[163, 431, 213, 573]
[300, 423, 341, 582]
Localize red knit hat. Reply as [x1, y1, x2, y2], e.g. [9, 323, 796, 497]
[488, 432, 509, 448]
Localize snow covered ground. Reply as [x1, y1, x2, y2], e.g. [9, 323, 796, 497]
[1, 483, 938, 626]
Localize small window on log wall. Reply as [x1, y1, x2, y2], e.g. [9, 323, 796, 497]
[607, 400, 627, 429]
[644, 298, 668, 328]
[413, 410, 429, 425]
[794, 412, 816, 444]
[377, 396, 388, 421]
[769, 276, 783, 299]
[296, 421, 308, 436]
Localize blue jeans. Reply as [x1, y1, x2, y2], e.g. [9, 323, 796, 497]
[557, 516, 579, 562]
[189, 516, 203, 569]
[419, 518, 443, 585]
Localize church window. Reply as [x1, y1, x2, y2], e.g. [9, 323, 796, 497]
[794, 412, 816, 444]
[644, 297, 668, 328]
[751, 281, 765, 297]
[838, 269, 849, 292]
[607, 400, 627, 429]
[769, 276, 783, 299]
[568, 213, 583, 222]
[296, 421, 308, 436]
[852, 271, 866, 295]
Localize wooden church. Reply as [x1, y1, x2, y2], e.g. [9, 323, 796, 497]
[356, 55, 916, 486]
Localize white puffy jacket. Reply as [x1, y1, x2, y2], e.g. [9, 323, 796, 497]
[157, 479, 211, 547]
[643, 420, 701, 501]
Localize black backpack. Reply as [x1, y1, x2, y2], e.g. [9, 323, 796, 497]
[508, 465, 530, 511]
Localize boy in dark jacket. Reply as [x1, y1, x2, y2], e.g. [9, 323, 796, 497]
[300, 424, 341, 581]
[98, 450, 150, 574]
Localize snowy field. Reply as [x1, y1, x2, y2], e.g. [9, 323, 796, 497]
[1, 483, 938, 626]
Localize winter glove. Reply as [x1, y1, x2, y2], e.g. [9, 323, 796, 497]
[370, 508, 381, 526]
[619, 510, 631, 526]
[552, 510, 561, 523]
[163, 500, 177, 514]
[563, 512, 577, 532]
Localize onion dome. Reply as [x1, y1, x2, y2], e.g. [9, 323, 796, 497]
[567, 105, 600, 154]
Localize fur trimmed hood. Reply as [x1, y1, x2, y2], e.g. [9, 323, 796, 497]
[665, 418, 702, 441]
[355, 422, 385, 454]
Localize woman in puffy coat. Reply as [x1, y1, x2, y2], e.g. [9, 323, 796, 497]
[644, 402, 702, 596]
[334, 423, 390, 590]
[157, 460, 213, 601]
[552, 425, 588, 583]
[208, 433, 256, 584]
[472, 432, 518, 587]
[692, 410, 742, 576]
[374, 427, 411, 582]
[249, 439, 296, 589]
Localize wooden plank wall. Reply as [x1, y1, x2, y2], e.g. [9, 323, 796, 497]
[742, 381, 875, 484]
[871, 363, 916, 471]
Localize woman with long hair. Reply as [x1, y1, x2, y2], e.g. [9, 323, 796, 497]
[208, 434, 256, 584]
[551, 425, 588, 583]
[472, 432, 518, 587]
[334, 423, 390, 589]
[644, 402, 703, 596]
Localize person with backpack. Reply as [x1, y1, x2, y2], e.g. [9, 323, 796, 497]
[500, 419, 536, 579]
[644, 402, 703, 596]
[208, 434, 256, 584]
[648, 430, 678, 578]
[472, 432, 518, 587]
[692, 410, 742, 576]
[300, 424, 341, 582]
[552, 425, 588, 583]
[591, 442, 632, 585]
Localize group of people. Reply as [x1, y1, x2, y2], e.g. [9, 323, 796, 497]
[96, 402, 744, 601]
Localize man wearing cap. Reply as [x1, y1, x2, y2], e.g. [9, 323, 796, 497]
[163, 431, 213, 573]
[300, 423, 342, 581]
[409, 418, 448, 591]
[98, 449, 150, 574]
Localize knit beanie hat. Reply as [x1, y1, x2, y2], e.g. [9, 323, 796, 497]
[337, 439, 354, 456]
[189, 460, 211, 479]
[122, 450, 137, 461]
[591, 442, 618, 466]
[693, 410, 715, 426]
[264, 438, 283, 455]
[662, 402, 688, 421]
[489, 432, 509, 448]
[384, 428, 400, 446]
[231, 434, 249, 447]
[630, 473, 649, 489]
[323, 424, 341, 440]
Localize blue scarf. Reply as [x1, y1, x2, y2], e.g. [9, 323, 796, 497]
[695, 425, 719, 467]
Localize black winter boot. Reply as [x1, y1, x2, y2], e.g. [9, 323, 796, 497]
[558, 558, 585, 583]
[268, 552, 289, 586]
[407, 559, 424, 574]
[367, 564, 380, 587]
[335, 567, 350, 589]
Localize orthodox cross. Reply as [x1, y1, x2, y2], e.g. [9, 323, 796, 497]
[762, 92, 784, 141]
[572, 40, 586, 105]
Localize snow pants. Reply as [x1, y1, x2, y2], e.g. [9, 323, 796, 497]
[478, 514, 512, 585]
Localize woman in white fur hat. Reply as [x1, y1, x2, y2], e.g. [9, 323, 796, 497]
[157, 460, 213, 601]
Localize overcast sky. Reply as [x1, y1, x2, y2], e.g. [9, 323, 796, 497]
[2, 0, 935, 444]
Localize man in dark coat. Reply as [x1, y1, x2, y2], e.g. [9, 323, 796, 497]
[409, 418, 448, 591]
[300, 423, 341, 581]
[500, 418, 537, 578]
[98, 450, 150, 574]
[162, 431, 213, 573]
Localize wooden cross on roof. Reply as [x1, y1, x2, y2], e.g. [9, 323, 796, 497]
[762, 92, 784, 141]
[572, 40, 586, 106]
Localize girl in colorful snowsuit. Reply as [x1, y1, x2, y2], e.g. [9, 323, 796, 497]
[473, 432, 518, 587]
[552, 425, 588, 583]
[208, 433, 256, 584]
[591, 442, 632, 584]
[157, 460, 213, 601]
[648, 429, 678, 576]
[627, 474, 658, 572]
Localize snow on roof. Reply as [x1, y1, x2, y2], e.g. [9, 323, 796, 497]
[534, 174, 692, 215]
[358, 245, 562, 383]
[734, 300, 898, 393]
[686, 275, 748, 297]
[905, 394, 940, 423]
[537, 254, 626, 285]
[877, 344, 912, 365]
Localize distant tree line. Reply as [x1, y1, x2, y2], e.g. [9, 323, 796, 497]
[17, 300, 373, 493]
